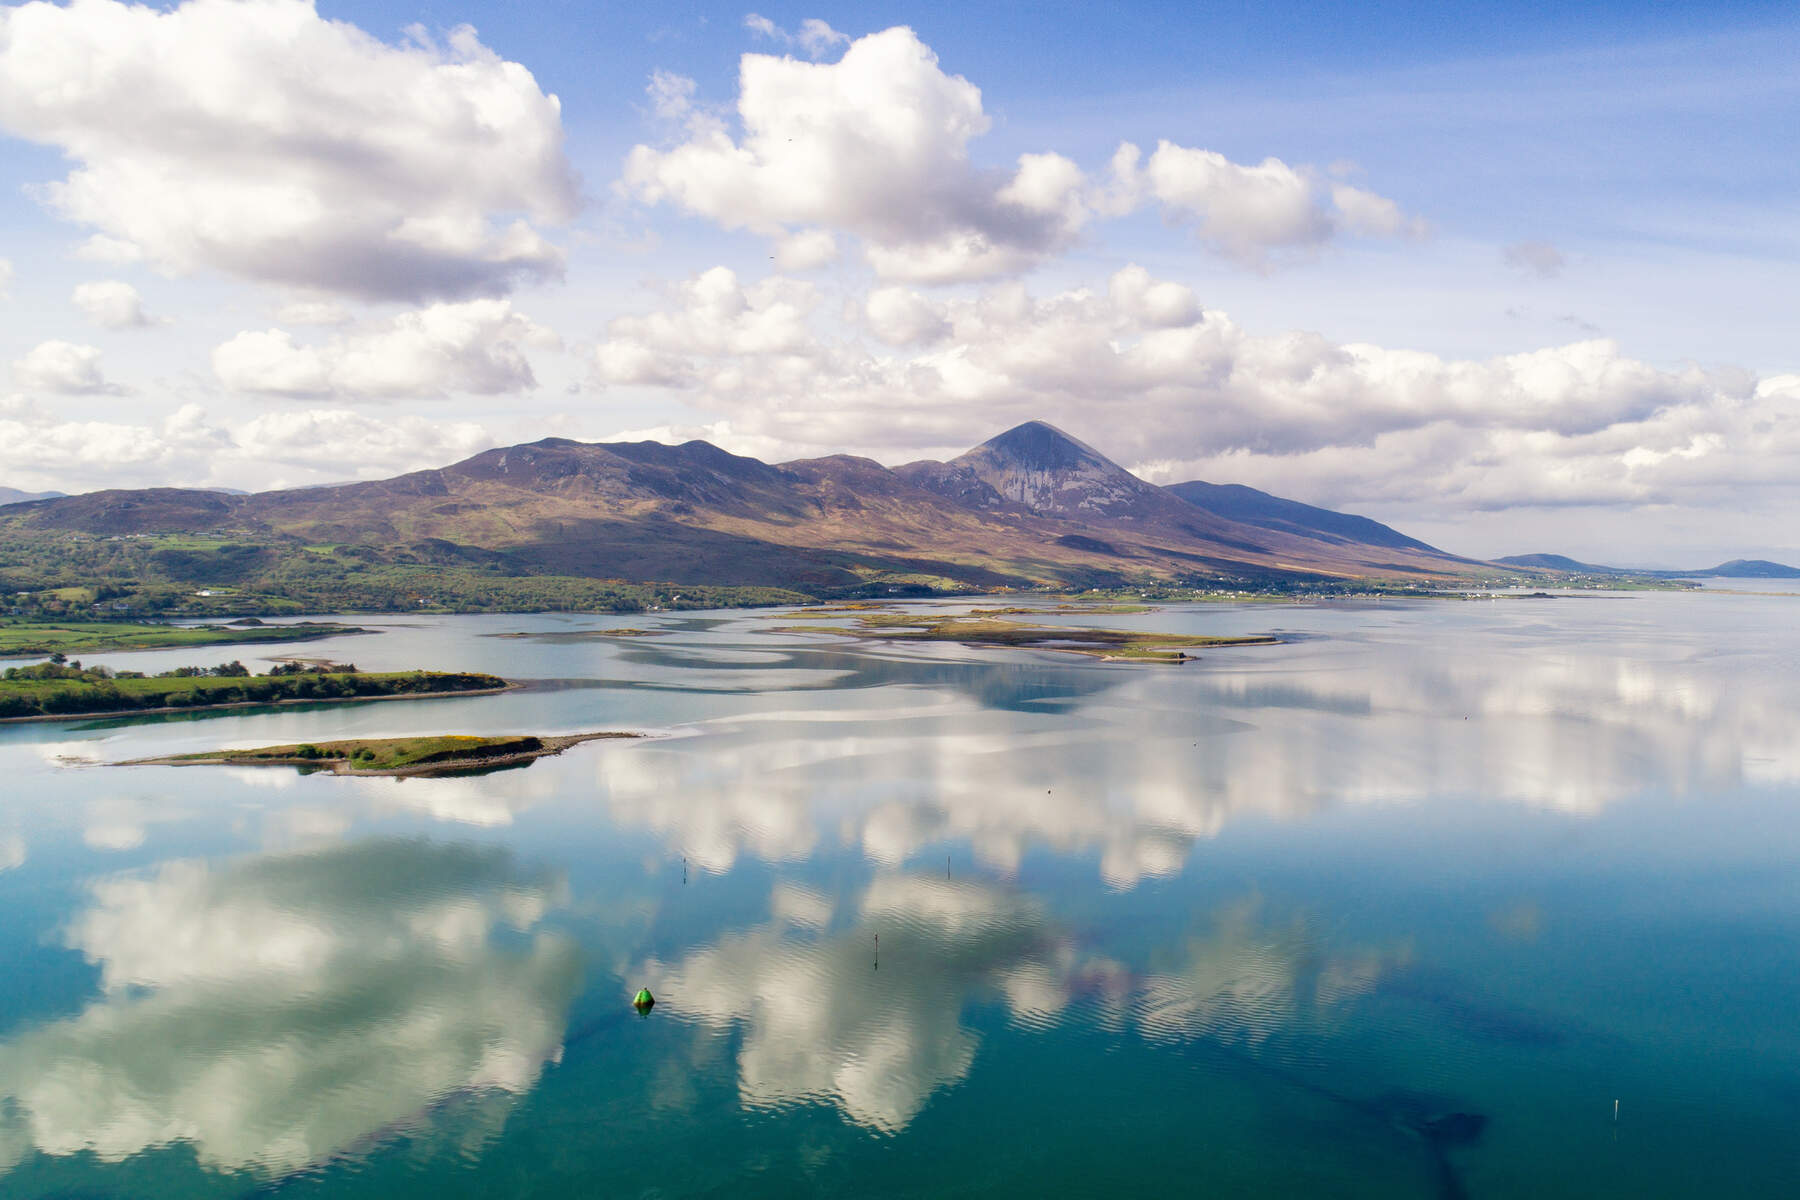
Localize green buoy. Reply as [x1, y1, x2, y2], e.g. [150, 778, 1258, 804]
[632, 987, 655, 1012]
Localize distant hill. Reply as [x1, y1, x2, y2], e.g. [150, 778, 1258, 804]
[1494, 553, 1614, 573]
[0, 422, 1496, 607]
[1497, 553, 1800, 579]
[0, 488, 65, 506]
[1702, 558, 1800, 578]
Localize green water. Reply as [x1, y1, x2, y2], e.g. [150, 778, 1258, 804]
[1, 593, 1797, 1196]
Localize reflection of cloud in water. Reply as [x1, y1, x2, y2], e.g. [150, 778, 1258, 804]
[1134, 896, 1399, 1047]
[362, 766, 567, 828]
[599, 715, 1314, 887]
[603, 625, 1800, 884]
[655, 880, 1401, 1134]
[650, 876, 1074, 1133]
[0, 834, 22, 872]
[0, 839, 579, 1177]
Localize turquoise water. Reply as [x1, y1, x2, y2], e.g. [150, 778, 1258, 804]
[1, 594, 1798, 1196]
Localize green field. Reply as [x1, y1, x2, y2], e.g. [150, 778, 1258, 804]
[0, 666, 506, 720]
[0, 619, 364, 658]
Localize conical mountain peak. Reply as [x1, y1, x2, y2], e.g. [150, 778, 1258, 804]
[949, 420, 1158, 516]
[968, 421, 1111, 473]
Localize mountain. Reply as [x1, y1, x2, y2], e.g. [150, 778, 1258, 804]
[907, 420, 1168, 518]
[0, 488, 66, 506]
[1168, 480, 1448, 555]
[1496, 554, 1800, 579]
[0, 422, 1490, 601]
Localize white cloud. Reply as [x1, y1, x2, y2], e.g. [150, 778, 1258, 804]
[626, 27, 1418, 282]
[0, 834, 22, 873]
[742, 13, 850, 58]
[863, 286, 949, 346]
[1504, 240, 1567, 278]
[11, 340, 118, 394]
[646, 68, 699, 122]
[214, 299, 557, 399]
[773, 227, 838, 271]
[273, 300, 353, 327]
[625, 26, 1086, 283]
[71, 280, 155, 329]
[1134, 141, 1422, 265]
[0, 0, 578, 302]
[0, 258, 12, 299]
[591, 263, 1797, 518]
[593, 267, 815, 387]
[234, 408, 495, 474]
[0, 399, 493, 493]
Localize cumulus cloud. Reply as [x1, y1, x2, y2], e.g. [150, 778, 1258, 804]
[0, 0, 579, 302]
[625, 27, 1417, 281]
[625, 27, 1088, 283]
[71, 279, 155, 329]
[11, 340, 119, 393]
[1504, 240, 1567, 278]
[593, 263, 1796, 518]
[593, 267, 815, 388]
[864, 286, 951, 346]
[234, 408, 495, 475]
[1124, 142, 1424, 265]
[213, 299, 557, 399]
[0, 398, 493, 493]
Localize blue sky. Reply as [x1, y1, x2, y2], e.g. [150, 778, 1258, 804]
[0, 0, 1796, 563]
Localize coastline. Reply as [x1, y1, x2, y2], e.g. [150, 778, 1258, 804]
[0, 683, 516, 725]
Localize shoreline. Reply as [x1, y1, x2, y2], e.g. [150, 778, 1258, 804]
[0, 683, 517, 725]
[117, 730, 636, 777]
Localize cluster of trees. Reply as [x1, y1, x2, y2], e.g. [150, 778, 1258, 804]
[0, 660, 501, 719]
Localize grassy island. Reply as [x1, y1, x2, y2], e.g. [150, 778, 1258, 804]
[777, 613, 1278, 663]
[0, 659, 507, 721]
[121, 732, 636, 777]
[0, 618, 365, 658]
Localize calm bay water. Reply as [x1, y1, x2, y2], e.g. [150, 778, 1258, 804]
[1, 592, 1798, 1197]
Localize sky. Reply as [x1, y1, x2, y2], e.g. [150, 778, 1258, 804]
[0, 0, 1796, 565]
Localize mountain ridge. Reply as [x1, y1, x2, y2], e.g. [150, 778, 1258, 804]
[0, 422, 1491, 604]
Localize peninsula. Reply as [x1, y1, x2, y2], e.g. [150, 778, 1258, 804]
[0, 660, 508, 721]
[0, 618, 366, 658]
[120, 732, 637, 777]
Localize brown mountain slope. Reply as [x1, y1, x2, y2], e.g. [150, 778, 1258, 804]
[0, 424, 1489, 590]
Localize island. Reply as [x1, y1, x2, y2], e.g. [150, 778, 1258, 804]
[0, 660, 508, 721]
[119, 732, 636, 777]
[776, 612, 1279, 663]
[0, 618, 367, 658]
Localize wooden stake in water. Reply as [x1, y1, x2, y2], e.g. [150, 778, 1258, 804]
[1613, 1099, 1619, 1122]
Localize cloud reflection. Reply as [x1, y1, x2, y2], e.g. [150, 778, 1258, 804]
[651, 879, 1401, 1134]
[0, 838, 579, 1177]
[648, 875, 1077, 1132]
[597, 622, 1800, 886]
